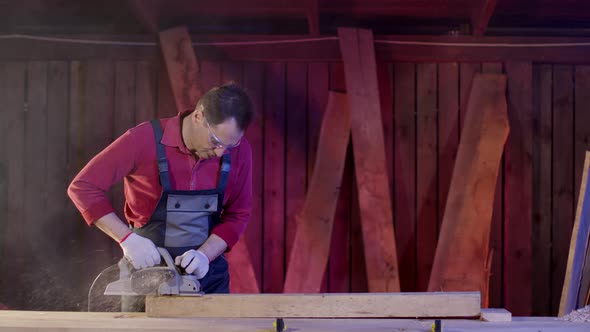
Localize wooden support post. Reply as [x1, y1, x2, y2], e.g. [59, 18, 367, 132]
[159, 27, 202, 112]
[560, 151, 590, 316]
[146, 292, 481, 318]
[283, 92, 351, 293]
[338, 27, 400, 292]
[428, 73, 509, 306]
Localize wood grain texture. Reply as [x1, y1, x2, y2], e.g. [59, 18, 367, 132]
[504, 62, 533, 316]
[158, 27, 202, 112]
[552, 65, 574, 315]
[338, 27, 400, 292]
[283, 92, 351, 293]
[394, 62, 416, 292]
[146, 292, 481, 318]
[428, 73, 509, 306]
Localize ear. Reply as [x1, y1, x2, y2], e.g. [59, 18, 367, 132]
[193, 107, 204, 124]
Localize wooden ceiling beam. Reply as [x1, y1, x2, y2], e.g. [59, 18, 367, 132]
[471, 0, 498, 36]
[127, 0, 160, 34]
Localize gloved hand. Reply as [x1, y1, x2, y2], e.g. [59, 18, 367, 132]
[119, 232, 161, 270]
[174, 249, 210, 279]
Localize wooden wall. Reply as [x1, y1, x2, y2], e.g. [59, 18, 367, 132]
[0, 56, 588, 317]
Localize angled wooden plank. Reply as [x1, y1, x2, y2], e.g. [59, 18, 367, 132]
[328, 62, 351, 293]
[394, 62, 416, 292]
[146, 292, 481, 318]
[158, 27, 202, 112]
[416, 63, 438, 292]
[575, 67, 590, 308]
[338, 27, 400, 292]
[438, 63, 459, 232]
[482, 62, 504, 309]
[0, 62, 26, 309]
[307, 62, 330, 292]
[471, 0, 498, 36]
[428, 73, 509, 306]
[243, 62, 264, 291]
[283, 92, 351, 293]
[553, 65, 574, 315]
[504, 62, 533, 316]
[560, 151, 590, 316]
[263, 62, 286, 293]
[127, 0, 160, 34]
[531, 64, 553, 316]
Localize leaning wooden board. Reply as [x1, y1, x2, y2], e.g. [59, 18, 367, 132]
[145, 292, 480, 318]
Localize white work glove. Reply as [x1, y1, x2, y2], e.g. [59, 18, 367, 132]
[175, 249, 209, 279]
[119, 233, 161, 270]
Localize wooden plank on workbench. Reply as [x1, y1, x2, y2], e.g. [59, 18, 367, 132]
[146, 292, 481, 318]
[159, 26, 202, 111]
[428, 73, 509, 305]
[283, 92, 351, 293]
[338, 27, 400, 293]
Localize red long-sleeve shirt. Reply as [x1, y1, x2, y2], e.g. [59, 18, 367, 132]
[67, 113, 252, 250]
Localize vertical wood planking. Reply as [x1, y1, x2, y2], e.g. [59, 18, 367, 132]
[504, 62, 533, 316]
[135, 61, 157, 123]
[329, 62, 351, 293]
[263, 62, 286, 293]
[416, 63, 438, 291]
[83, 61, 116, 288]
[307, 62, 330, 292]
[45, 61, 72, 309]
[552, 65, 574, 315]
[394, 62, 416, 292]
[437, 63, 459, 230]
[285, 63, 307, 267]
[200, 62, 222, 94]
[112, 62, 136, 222]
[156, 62, 176, 118]
[482, 62, 504, 309]
[459, 63, 482, 132]
[0, 62, 26, 309]
[243, 62, 265, 291]
[532, 64, 553, 316]
[575, 67, 590, 220]
[574, 66, 590, 309]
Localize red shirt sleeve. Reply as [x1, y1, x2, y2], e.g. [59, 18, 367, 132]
[67, 126, 142, 225]
[211, 139, 253, 251]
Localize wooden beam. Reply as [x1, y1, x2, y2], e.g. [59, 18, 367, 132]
[283, 92, 351, 293]
[4, 35, 590, 63]
[127, 0, 160, 34]
[471, 0, 498, 36]
[159, 26, 203, 112]
[337, 27, 400, 292]
[560, 151, 590, 316]
[145, 292, 481, 318]
[480, 308, 512, 322]
[305, 0, 320, 36]
[428, 73, 509, 305]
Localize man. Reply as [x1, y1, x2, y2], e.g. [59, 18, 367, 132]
[68, 83, 254, 295]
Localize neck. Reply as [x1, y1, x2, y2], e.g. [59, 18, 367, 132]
[181, 115, 194, 152]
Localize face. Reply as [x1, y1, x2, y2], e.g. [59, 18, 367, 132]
[186, 107, 244, 160]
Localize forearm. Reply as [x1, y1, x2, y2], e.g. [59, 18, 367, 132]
[94, 212, 131, 243]
[198, 234, 228, 261]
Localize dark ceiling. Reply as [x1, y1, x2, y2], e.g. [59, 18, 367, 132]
[0, 0, 589, 36]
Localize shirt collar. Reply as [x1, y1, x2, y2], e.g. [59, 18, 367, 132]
[161, 110, 192, 154]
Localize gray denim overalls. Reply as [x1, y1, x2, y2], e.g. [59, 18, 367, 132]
[132, 119, 230, 293]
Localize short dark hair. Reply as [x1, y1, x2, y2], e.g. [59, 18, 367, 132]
[197, 82, 254, 131]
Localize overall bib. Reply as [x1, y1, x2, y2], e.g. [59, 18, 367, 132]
[132, 119, 230, 294]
